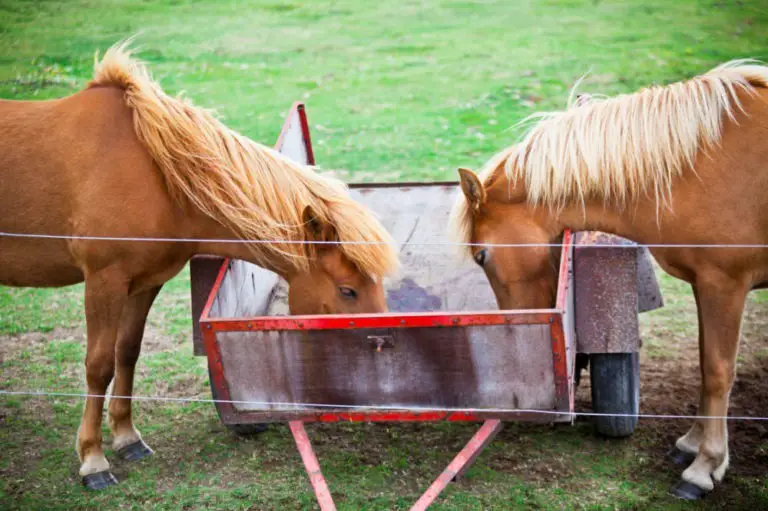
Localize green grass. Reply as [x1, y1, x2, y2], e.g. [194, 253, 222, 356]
[2, 0, 768, 510]
[0, 285, 83, 334]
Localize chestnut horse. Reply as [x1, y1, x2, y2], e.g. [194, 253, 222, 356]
[450, 61, 768, 499]
[0, 43, 398, 489]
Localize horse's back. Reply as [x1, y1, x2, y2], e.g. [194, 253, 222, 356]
[0, 87, 177, 288]
[653, 86, 768, 288]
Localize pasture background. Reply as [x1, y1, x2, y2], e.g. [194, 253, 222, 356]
[1, 0, 767, 509]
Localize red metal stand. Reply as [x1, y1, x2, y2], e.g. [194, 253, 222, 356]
[289, 421, 337, 511]
[289, 419, 504, 510]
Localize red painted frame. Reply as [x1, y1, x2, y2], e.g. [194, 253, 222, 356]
[198, 102, 574, 425]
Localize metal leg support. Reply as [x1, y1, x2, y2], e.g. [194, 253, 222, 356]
[410, 420, 504, 510]
[289, 421, 337, 511]
[290, 419, 503, 511]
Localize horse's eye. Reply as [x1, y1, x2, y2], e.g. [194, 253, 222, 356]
[338, 286, 358, 299]
[474, 249, 487, 267]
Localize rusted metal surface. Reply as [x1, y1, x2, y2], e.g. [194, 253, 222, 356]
[551, 231, 575, 413]
[573, 232, 641, 354]
[410, 420, 504, 510]
[189, 255, 225, 355]
[202, 408, 569, 424]
[572, 231, 663, 314]
[289, 421, 336, 511]
[556, 232, 578, 414]
[214, 324, 556, 414]
[207, 310, 557, 331]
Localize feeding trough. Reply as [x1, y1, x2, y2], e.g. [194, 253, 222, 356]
[188, 103, 663, 509]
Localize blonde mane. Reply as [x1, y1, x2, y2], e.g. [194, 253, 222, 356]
[89, 41, 397, 277]
[450, 60, 768, 251]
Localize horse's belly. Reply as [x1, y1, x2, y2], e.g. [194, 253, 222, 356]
[0, 239, 83, 287]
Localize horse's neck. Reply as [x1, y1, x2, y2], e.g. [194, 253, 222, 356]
[193, 216, 293, 279]
[551, 200, 648, 244]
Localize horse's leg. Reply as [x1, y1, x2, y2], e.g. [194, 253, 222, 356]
[672, 275, 748, 499]
[109, 286, 162, 461]
[77, 271, 128, 489]
[669, 287, 707, 466]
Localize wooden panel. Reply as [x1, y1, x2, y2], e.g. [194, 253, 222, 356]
[216, 323, 555, 413]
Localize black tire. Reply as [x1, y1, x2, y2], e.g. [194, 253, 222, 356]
[208, 368, 269, 437]
[589, 352, 640, 438]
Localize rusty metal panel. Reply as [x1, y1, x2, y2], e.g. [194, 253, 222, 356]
[573, 232, 640, 354]
[204, 180, 572, 422]
[190, 256, 225, 356]
[215, 323, 556, 414]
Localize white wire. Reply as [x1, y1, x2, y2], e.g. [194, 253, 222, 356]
[1, 389, 766, 421]
[2, 231, 766, 421]
[1, 231, 767, 249]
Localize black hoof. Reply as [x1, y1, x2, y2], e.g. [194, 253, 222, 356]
[671, 480, 709, 501]
[667, 446, 696, 466]
[82, 470, 118, 491]
[116, 439, 154, 462]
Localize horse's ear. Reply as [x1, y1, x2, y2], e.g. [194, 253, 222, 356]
[458, 167, 486, 211]
[302, 205, 336, 242]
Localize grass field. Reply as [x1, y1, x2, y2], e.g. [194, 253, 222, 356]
[1, 0, 768, 509]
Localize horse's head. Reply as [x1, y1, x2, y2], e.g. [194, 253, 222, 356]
[453, 167, 560, 310]
[285, 205, 390, 315]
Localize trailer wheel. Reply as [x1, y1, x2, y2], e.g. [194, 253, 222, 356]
[589, 352, 640, 438]
[208, 369, 268, 436]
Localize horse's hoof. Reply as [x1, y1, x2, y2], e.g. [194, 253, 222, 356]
[116, 439, 154, 462]
[671, 480, 709, 500]
[667, 446, 696, 466]
[82, 470, 118, 490]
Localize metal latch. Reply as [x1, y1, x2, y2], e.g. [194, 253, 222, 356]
[367, 335, 395, 352]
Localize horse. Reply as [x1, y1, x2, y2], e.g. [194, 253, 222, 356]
[0, 42, 399, 490]
[450, 61, 768, 499]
